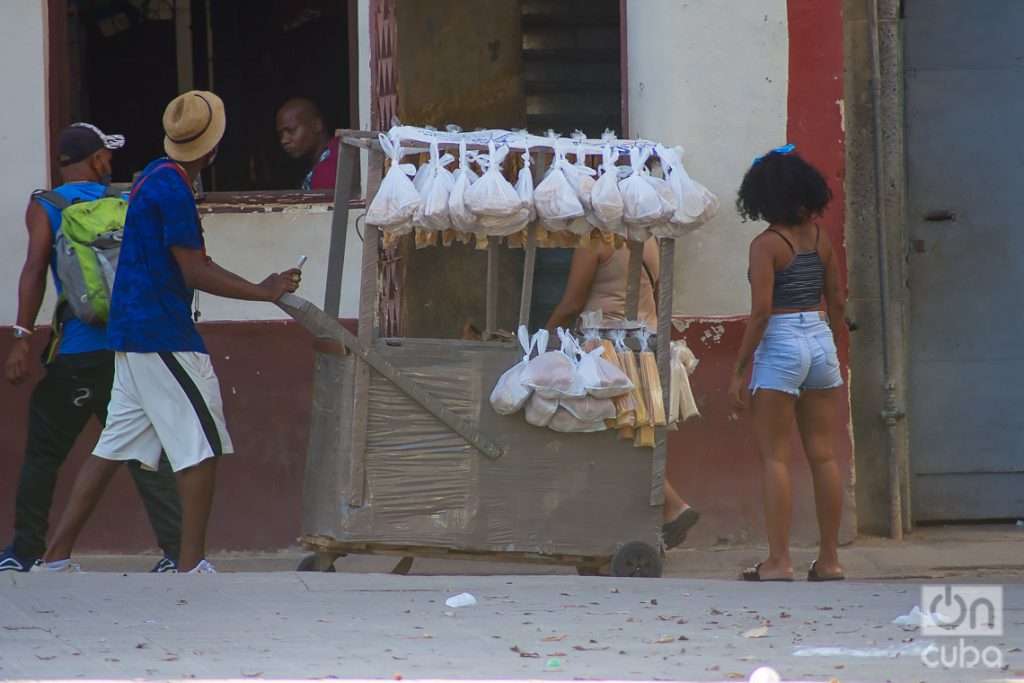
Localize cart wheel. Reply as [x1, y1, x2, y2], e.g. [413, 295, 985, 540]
[296, 552, 337, 572]
[610, 542, 663, 578]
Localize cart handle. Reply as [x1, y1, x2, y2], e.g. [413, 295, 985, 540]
[276, 293, 506, 461]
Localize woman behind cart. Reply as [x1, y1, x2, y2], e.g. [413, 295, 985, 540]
[545, 237, 700, 550]
[729, 145, 846, 582]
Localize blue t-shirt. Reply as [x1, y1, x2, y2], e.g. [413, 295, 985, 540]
[35, 182, 110, 356]
[106, 158, 207, 353]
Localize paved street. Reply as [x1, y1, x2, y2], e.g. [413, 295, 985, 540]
[2, 571, 1022, 683]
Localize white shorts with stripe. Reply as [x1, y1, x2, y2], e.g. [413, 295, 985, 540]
[94, 352, 234, 472]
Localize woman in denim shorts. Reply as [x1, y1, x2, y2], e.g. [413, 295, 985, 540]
[728, 146, 846, 582]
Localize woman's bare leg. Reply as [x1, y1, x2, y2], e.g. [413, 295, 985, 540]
[796, 387, 844, 577]
[750, 389, 798, 579]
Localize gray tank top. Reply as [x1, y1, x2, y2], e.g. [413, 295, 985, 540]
[768, 227, 825, 309]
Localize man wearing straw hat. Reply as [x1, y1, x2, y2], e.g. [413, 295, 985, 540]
[35, 91, 303, 574]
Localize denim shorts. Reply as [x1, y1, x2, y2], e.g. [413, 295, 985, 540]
[750, 312, 843, 396]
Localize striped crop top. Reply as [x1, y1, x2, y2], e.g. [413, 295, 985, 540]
[768, 227, 825, 309]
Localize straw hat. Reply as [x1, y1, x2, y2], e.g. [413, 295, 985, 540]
[162, 91, 226, 162]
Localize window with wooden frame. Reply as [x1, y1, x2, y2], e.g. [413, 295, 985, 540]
[48, 0, 358, 212]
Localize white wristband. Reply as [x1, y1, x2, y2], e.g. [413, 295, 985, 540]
[13, 324, 33, 337]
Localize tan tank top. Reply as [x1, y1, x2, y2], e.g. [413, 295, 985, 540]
[583, 239, 659, 331]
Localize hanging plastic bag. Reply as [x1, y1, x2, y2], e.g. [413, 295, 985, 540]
[619, 146, 663, 231]
[590, 145, 626, 236]
[365, 133, 420, 235]
[522, 327, 585, 399]
[558, 395, 616, 423]
[489, 326, 548, 415]
[548, 405, 610, 433]
[577, 345, 634, 399]
[466, 141, 522, 218]
[415, 140, 456, 233]
[669, 339, 701, 424]
[524, 393, 559, 428]
[515, 142, 537, 224]
[534, 144, 584, 232]
[448, 141, 480, 234]
[656, 143, 719, 235]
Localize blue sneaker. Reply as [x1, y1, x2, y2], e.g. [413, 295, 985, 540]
[0, 545, 35, 572]
[150, 556, 178, 573]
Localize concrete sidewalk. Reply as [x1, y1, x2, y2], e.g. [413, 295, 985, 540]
[2, 572, 1022, 682]
[66, 523, 1024, 580]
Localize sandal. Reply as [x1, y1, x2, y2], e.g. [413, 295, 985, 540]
[662, 507, 701, 550]
[741, 561, 795, 582]
[807, 560, 845, 582]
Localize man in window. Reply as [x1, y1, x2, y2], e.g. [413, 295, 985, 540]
[275, 98, 338, 191]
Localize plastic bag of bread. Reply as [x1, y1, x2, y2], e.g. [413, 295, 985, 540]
[534, 144, 584, 232]
[466, 141, 521, 218]
[415, 141, 456, 232]
[619, 146, 663, 229]
[590, 145, 626, 236]
[448, 141, 480, 234]
[559, 394, 616, 422]
[577, 345, 634, 399]
[524, 393, 559, 428]
[548, 407, 609, 433]
[522, 327, 585, 399]
[365, 133, 420, 235]
[489, 327, 548, 415]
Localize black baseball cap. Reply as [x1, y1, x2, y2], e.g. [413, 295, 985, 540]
[57, 123, 125, 167]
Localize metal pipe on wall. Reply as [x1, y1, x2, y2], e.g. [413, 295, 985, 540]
[867, 0, 906, 540]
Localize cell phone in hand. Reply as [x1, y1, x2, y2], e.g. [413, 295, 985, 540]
[295, 255, 308, 270]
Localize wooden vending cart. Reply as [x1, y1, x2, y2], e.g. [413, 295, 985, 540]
[279, 130, 680, 577]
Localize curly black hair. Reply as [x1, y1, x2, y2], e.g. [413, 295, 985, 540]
[736, 150, 832, 225]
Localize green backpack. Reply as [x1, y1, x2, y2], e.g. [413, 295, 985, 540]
[35, 187, 127, 326]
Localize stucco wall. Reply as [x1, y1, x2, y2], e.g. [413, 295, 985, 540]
[627, 0, 790, 317]
[0, 0, 50, 323]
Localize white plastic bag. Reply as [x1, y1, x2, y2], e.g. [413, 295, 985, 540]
[365, 133, 420, 235]
[524, 393, 559, 428]
[590, 145, 625, 236]
[489, 326, 548, 415]
[522, 327, 585, 399]
[619, 146, 663, 230]
[473, 141, 532, 236]
[656, 144, 719, 235]
[669, 339, 700, 424]
[559, 395, 616, 422]
[466, 141, 522, 218]
[548, 406, 609, 433]
[448, 141, 480, 234]
[577, 346, 634, 399]
[515, 143, 537, 224]
[534, 145, 584, 232]
[415, 141, 456, 232]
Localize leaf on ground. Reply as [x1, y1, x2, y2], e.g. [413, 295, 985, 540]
[511, 645, 540, 658]
[654, 635, 676, 644]
[574, 645, 610, 652]
[542, 635, 567, 642]
[742, 626, 770, 639]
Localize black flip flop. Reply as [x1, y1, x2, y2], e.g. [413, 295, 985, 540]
[807, 560, 845, 582]
[662, 507, 701, 550]
[741, 561, 795, 582]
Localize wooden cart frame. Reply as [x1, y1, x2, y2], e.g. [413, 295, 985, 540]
[279, 130, 679, 577]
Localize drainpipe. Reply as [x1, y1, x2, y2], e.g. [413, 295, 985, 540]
[867, 0, 906, 540]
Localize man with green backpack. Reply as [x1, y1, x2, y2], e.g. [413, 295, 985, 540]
[1, 124, 182, 573]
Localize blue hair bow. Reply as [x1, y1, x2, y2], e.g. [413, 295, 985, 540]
[753, 143, 796, 165]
